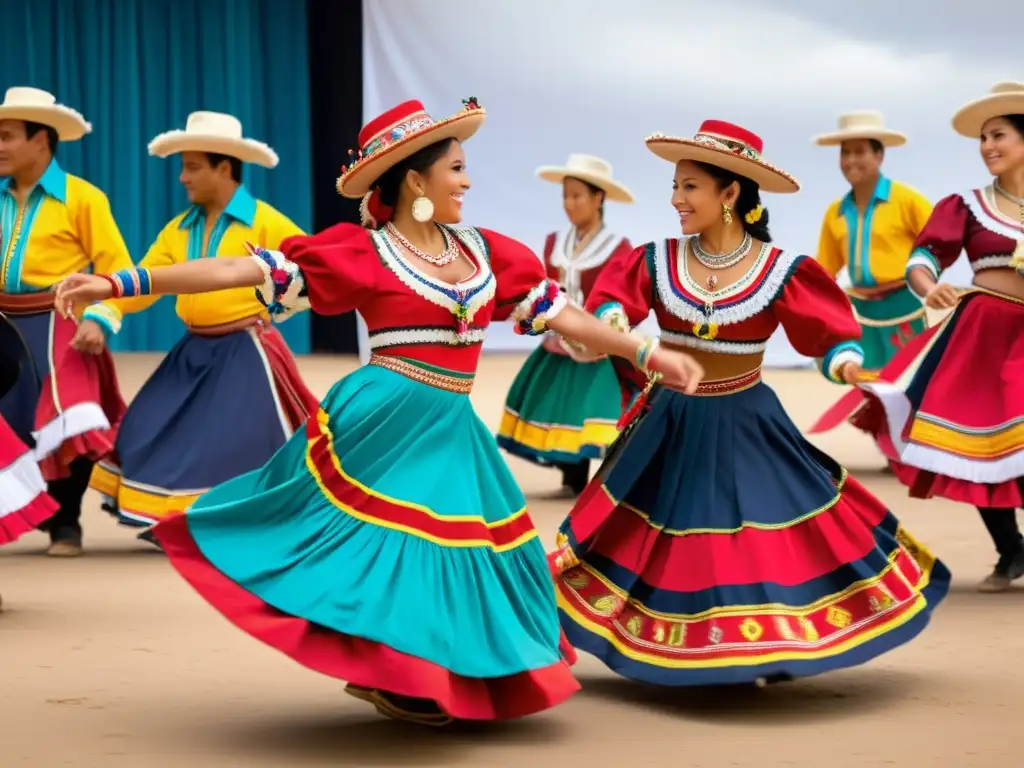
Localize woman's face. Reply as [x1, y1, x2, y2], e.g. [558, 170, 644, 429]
[414, 140, 470, 224]
[980, 117, 1024, 177]
[671, 160, 735, 236]
[562, 177, 603, 229]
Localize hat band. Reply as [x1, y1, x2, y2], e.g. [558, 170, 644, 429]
[693, 132, 762, 161]
[361, 115, 436, 160]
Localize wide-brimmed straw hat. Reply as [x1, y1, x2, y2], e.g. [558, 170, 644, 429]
[645, 120, 799, 194]
[812, 111, 907, 147]
[0, 87, 91, 141]
[535, 154, 635, 203]
[148, 111, 279, 168]
[337, 97, 486, 198]
[952, 81, 1024, 138]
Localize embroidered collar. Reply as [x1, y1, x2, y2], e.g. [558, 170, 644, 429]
[180, 184, 258, 230]
[837, 175, 891, 218]
[651, 236, 799, 326]
[964, 186, 1024, 239]
[0, 158, 68, 203]
[369, 224, 496, 322]
[549, 226, 623, 272]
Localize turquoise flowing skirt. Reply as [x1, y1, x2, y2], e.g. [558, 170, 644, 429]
[153, 361, 579, 720]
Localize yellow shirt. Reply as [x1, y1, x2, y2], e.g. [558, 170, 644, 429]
[95, 184, 303, 330]
[816, 176, 932, 288]
[0, 159, 133, 308]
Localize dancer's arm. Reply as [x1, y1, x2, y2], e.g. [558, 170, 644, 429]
[905, 194, 969, 309]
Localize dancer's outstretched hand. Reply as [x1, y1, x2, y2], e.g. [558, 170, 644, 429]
[55, 274, 114, 319]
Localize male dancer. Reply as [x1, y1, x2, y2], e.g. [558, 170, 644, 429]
[0, 87, 133, 556]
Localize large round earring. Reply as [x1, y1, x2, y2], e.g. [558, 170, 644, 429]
[412, 196, 434, 223]
[721, 203, 734, 226]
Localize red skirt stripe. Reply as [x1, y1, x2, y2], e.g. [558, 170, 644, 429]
[256, 325, 320, 431]
[154, 514, 580, 720]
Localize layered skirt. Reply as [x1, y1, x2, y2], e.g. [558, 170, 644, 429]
[552, 372, 949, 686]
[91, 324, 318, 531]
[0, 416, 58, 545]
[152, 356, 579, 719]
[848, 285, 928, 371]
[855, 290, 1024, 508]
[0, 303, 124, 480]
[497, 341, 621, 465]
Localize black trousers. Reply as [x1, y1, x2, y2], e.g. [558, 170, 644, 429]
[977, 506, 1023, 558]
[558, 460, 590, 496]
[42, 457, 93, 541]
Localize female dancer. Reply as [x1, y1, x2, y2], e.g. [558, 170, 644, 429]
[0, 315, 58, 609]
[549, 119, 949, 687]
[55, 98, 703, 725]
[498, 154, 634, 497]
[850, 81, 1024, 592]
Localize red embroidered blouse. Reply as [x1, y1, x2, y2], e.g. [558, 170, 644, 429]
[542, 228, 632, 305]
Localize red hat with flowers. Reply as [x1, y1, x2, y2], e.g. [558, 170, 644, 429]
[645, 120, 799, 194]
[337, 97, 485, 199]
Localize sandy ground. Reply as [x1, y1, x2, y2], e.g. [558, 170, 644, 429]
[2, 352, 1020, 767]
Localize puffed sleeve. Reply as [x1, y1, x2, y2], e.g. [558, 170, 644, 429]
[584, 242, 655, 332]
[476, 227, 567, 333]
[905, 193, 968, 290]
[249, 222, 378, 321]
[773, 256, 864, 384]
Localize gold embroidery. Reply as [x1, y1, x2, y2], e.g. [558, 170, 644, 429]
[692, 320, 719, 340]
[653, 622, 667, 644]
[739, 618, 764, 642]
[799, 616, 819, 641]
[589, 595, 620, 616]
[774, 616, 797, 641]
[826, 605, 853, 629]
[626, 616, 644, 637]
[368, 354, 473, 394]
[668, 622, 687, 647]
[564, 571, 590, 590]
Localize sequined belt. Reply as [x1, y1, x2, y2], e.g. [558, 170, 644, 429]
[0, 290, 56, 315]
[368, 354, 474, 394]
[691, 367, 762, 397]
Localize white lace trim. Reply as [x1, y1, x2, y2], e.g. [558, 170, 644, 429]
[549, 228, 624, 291]
[962, 188, 1024, 243]
[973, 254, 1014, 272]
[369, 327, 486, 348]
[652, 238, 799, 326]
[0, 447, 49, 517]
[32, 402, 110, 461]
[370, 226, 496, 321]
[659, 329, 768, 354]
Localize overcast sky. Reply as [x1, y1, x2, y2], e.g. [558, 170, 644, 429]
[363, 0, 1008, 354]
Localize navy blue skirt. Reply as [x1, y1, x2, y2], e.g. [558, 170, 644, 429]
[553, 380, 949, 686]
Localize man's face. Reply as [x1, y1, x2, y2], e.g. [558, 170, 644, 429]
[0, 120, 46, 177]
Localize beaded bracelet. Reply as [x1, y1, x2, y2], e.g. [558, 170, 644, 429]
[101, 267, 153, 299]
[634, 336, 660, 373]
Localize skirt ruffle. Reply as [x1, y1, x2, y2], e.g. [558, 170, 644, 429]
[858, 291, 1024, 507]
[153, 362, 578, 719]
[92, 325, 318, 529]
[0, 311, 124, 481]
[553, 382, 949, 686]
[497, 343, 621, 465]
[0, 416, 58, 545]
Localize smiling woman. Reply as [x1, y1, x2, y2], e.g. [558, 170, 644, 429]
[53, 97, 703, 728]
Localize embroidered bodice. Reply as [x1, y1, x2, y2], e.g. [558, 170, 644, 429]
[587, 236, 863, 383]
[906, 187, 1024, 280]
[544, 227, 631, 306]
[259, 222, 561, 375]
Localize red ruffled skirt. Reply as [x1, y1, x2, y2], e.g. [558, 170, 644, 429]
[0, 416, 58, 545]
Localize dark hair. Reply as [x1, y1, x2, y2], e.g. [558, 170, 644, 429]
[1002, 114, 1024, 139]
[693, 161, 771, 242]
[565, 176, 606, 220]
[205, 152, 243, 183]
[867, 138, 885, 156]
[24, 121, 58, 155]
[375, 137, 457, 208]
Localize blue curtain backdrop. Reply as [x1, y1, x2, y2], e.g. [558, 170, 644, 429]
[1, 0, 312, 353]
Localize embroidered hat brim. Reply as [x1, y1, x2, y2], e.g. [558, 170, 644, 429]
[812, 128, 907, 147]
[338, 109, 486, 199]
[952, 91, 1024, 138]
[645, 134, 799, 194]
[0, 105, 91, 142]
[147, 132, 280, 168]
[535, 166, 635, 203]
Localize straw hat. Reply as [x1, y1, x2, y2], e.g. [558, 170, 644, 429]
[952, 81, 1024, 138]
[0, 87, 91, 142]
[536, 154, 635, 203]
[812, 111, 907, 147]
[148, 112, 279, 168]
[337, 98, 486, 198]
[645, 119, 799, 194]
